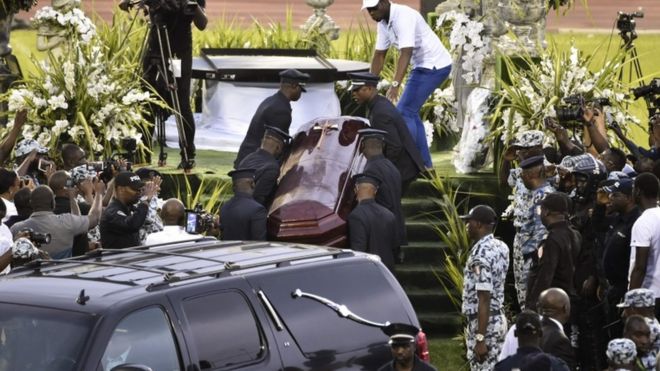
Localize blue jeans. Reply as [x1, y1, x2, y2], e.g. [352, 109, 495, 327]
[397, 65, 451, 168]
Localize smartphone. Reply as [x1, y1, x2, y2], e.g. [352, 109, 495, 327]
[185, 211, 198, 234]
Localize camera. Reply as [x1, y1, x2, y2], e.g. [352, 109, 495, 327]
[555, 95, 611, 124]
[20, 228, 52, 247]
[185, 203, 215, 234]
[631, 78, 660, 99]
[616, 10, 643, 34]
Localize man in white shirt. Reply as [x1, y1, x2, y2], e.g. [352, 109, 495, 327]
[628, 173, 660, 319]
[362, 0, 452, 169]
[145, 198, 200, 246]
[0, 168, 20, 223]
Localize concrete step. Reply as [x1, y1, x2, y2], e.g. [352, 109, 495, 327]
[417, 312, 463, 337]
[406, 221, 442, 242]
[407, 288, 459, 314]
[402, 197, 443, 219]
[402, 241, 447, 265]
[394, 264, 444, 289]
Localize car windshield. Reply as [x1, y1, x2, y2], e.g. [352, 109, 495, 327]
[0, 303, 93, 371]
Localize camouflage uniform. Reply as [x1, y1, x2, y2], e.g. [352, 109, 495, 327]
[139, 197, 164, 244]
[618, 289, 659, 370]
[642, 317, 660, 370]
[462, 234, 510, 371]
[512, 181, 554, 309]
[504, 130, 553, 310]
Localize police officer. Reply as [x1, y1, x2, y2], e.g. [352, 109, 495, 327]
[349, 72, 424, 192]
[347, 173, 397, 271]
[359, 128, 406, 257]
[220, 168, 267, 241]
[606, 338, 637, 370]
[618, 288, 660, 370]
[378, 323, 436, 371]
[513, 154, 555, 309]
[234, 68, 310, 167]
[100, 171, 159, 249]
[525, 192, 581, 310]
[237, 126, 291, 206]
[460, 205, 509, 371]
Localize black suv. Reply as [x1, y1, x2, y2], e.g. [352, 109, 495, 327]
[0, 239, 427, 371]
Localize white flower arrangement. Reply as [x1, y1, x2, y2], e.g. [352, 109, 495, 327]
[3, 6, 159, 157]
[33, 6, 96, 43]
[436, 11, 491, 85]
[491, 42, 641, 148]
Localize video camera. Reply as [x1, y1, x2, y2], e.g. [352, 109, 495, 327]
[631, 78, 660, 99]
[89, 138, 136, 183]
[631, 78, 660, 117]
[617, 10, 644, 34]
[19, 228, 52, 248]
[185, 203, 216, 234]
[555, 95, 611, 124]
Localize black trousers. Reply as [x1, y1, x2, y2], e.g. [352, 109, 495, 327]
[142, 25, 196, 161]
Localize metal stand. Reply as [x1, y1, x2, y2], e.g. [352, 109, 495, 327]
[139, 15, 193, 170]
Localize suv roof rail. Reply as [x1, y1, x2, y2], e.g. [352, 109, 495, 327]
[145, 246, 356, 292]
[10, 240, 358, 291]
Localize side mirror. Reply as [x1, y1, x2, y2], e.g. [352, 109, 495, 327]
[111, 364, 153, 371]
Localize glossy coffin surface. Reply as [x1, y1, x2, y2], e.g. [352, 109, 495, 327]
[268, 116, 369, 246]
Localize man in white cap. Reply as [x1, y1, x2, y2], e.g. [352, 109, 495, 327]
[361, 0, 451, 170]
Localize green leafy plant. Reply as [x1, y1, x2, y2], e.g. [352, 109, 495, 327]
[426, 174, 472, 311]
[489, 39, 646, 164]
[172, 175, 230, 215]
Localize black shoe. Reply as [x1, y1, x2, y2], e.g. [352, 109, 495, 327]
[177, 158, 195, 170]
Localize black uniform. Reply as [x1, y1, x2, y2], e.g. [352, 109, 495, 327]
[348, 199, 396, 270]
[378, 356, 437, 371]
[364, 154, 405, 246]
[526, 220, 582, 309]
[234, 91, 291, 167]
[238, 149, 280, 206]
[220, 192, 267, 241]
[99, 198, 149, 249]
[367, 95, 424, 187]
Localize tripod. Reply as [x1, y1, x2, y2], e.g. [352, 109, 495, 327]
[616, 12, 646, 93]
[138, 12, 193, 170]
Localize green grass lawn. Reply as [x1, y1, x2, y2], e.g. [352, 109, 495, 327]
[429, 337, 467, 370]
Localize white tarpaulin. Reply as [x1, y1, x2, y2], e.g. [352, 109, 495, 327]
[164, 81, 341, 152]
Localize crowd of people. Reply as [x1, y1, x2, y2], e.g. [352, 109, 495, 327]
[462, 102, 660, 370]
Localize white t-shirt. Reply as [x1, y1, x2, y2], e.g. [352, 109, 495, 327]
[0, 223, 12, 274]
[145, 225, 201, 246]
[629, 206, 660, 297]
[375, 3, 452, 70]
[1, 196, 17, 223]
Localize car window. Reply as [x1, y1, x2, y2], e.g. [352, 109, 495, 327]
[0, 303, 93, 371]
[182, 290, 264, 370]
[99, 306, 182, 371]
[253, 261, 413, 355]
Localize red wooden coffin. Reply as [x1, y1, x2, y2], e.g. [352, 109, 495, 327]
[267, 116, 369, 247]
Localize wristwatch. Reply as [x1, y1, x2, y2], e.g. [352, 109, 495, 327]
[391, 81, 400, 88]
[475, 333, 485, 342]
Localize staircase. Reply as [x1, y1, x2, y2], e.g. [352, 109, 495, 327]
[396, 173, 510, 337]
